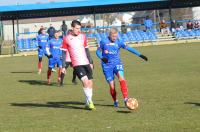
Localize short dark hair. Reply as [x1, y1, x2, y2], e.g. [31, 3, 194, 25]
[71, 20, 81, 27]
[54, 30, 60, 33]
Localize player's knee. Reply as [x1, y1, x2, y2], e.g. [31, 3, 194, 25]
[117, 71, 125, 81]
[109, 84, 115, 89]
[61, 68, 66, 73]
[109, 81, 115, 89]
[88, 80, 93, 88]
[39, 57, 42, 62]
[81, 76, 90, 87]
[119, 78, 125, 81]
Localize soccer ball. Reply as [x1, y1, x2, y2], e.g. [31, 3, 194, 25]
[126, 98, 138, 110]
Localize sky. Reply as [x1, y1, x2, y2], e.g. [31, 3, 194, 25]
[0, 0, 86, 6]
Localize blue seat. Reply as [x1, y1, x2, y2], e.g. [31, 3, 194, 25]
[121, 34, 129, 42]
[95, 33, 102, 43]
[186, 30, 195, 37]
[17, 39, 24, 51]
[118, 32, 123, 42]
[132, 30, 143, 42]
[126, 31, 136, 42]
[146, 31, 157, 41]
[31, 38, 38, 49]
[196, 29, 200, 36]
[24, 38, 31, 49]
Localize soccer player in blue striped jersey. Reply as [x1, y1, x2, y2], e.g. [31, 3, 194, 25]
[96, 28, 148, 107]
[46, 30, 63, 85]
[37, 28, 49, 74]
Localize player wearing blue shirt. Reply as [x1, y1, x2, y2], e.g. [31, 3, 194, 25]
[46, 30, 63, 85]
[96, 28, 148, 107]
[37, 28, 49, 74]
[144, 16, 153, 31]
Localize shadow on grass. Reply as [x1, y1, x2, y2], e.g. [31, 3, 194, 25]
[18, 80, 75, 86]
[93, 100, 126, 108]
[117, 110, 132, 114]
[94, 103, 126, 108]
[19, 80, 50, 86]
[11, 71, 35, 74]
[10, 101, 86, 110]
[94, 104, 113, 107]
[184, 102, 200, 107]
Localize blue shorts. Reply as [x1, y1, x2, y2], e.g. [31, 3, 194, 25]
[48, 58, 62, 69]
[38, 48, 46, 58]
[102, 62, 124, 83]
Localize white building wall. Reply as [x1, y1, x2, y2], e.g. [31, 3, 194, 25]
[192, 7, 200, 20]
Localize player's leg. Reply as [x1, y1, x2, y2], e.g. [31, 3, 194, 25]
[38, 57, 42, 74]
[161, 28, 164, 36]
[84, 65, 95, 109]
[47, 67, 52, 85]
[72, 69, 77, 85]
[74, 65, 95, 110]
[57, 59, 62, 84]
[38, 50, 43, 74]
[52, 68, 57, 72]
[60, 62, 70, 86]
[115, 64, 129, 103]
[47, 58, 55, 85]
[82, 65, 95, 110]
[102, 64, 118, 107]
[108, 81, 118, 107]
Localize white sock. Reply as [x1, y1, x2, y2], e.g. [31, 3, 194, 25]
[88, 88, 93, 102]
[83, 87, 93, 104]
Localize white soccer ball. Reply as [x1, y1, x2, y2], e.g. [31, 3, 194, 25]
[126, 98, 139, 110]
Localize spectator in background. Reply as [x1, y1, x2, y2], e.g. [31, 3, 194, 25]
[160, 20, 170, 36]
[47, 24, 56, 39]
[86, 21, 93, 34]
[121, 21, 127, 34]
[171, 20, 180, 36]
[186, 21, 193, 30]
[194, 21, 199, 29]
[61, 20, 68, 36]
[144, 16, 153, 31]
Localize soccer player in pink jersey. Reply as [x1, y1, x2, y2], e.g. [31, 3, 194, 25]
[60, 29, 77, 86]
[62, 20, 95, 110]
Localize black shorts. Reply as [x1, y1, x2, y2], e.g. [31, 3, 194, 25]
[74, 64, 93, 80]
[65, 62, 72, 69]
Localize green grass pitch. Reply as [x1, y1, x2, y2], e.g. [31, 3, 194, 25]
[0, 43, 199, 132]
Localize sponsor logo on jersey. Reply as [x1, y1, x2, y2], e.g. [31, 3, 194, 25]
[108, 50, 117, 54]
[106, 43, 115, 46]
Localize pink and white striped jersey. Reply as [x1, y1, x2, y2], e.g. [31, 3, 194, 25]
[62, 33, 89, 67]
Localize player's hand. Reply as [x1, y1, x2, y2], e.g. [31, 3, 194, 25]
[139, 54, 148, 61]
[48, 54, 53, 58]
[101, 57, 108, 63]
[90, 64, 94, 70]
[62, 68, 66, 74]
[104, 50, 109, 54]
